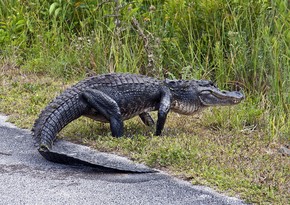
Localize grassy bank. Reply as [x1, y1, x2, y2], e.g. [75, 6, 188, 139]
[1, 0, 289, 139]
[1, 68, 289, 204]
[1, 0, 289, 204]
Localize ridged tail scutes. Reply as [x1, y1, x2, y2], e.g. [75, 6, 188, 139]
[32, 88, 87, 151]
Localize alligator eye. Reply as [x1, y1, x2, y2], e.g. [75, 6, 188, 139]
[209, 81, 217, 87]
[198, 80, 216, 87]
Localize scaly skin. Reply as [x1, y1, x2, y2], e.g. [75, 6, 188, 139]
[33, 73, 162, 149]
[32, 73, 244, 164]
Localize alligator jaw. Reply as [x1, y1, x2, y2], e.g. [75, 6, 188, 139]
[199, 89, 244, 106]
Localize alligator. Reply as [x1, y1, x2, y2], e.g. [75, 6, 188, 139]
[32, 73, 244, 165]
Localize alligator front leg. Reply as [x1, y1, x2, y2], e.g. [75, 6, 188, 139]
[81, 89, 124, 137]
[139, 112, 155, 126]
[156, 87, 171, 136]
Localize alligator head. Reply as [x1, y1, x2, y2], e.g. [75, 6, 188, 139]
[196, 80, 244, 106]
[164, 79, 244, 115]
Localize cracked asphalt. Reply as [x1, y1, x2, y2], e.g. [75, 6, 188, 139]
[0, 115, 246, 205]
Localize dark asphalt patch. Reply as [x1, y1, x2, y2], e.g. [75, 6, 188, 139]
[44, 140, 156, 173]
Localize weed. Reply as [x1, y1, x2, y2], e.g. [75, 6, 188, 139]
[1, 0, 289, 204]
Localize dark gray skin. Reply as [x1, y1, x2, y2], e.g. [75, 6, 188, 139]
[32, 73, 244, 163]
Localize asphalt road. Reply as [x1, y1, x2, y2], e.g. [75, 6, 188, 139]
[0, 115, 246, 205]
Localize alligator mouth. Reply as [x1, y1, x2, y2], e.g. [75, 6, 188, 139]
[199, 89, 244, 106]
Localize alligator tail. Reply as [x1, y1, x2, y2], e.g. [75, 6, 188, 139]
[32, 86, 87, 152]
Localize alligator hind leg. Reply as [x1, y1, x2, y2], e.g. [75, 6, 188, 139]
[139, 112, 154, 126]
[81, 89, 124, 137]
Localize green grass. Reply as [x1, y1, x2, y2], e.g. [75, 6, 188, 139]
[1, 0, 289, 204]
[0, 69, 289, 204]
